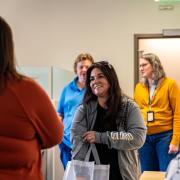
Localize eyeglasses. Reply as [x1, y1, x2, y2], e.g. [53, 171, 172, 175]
[139, 62, 150, 68]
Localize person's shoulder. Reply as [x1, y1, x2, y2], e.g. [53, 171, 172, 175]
[161, 77, 179, 89]
[21, 76, 39, 84]
[121, 95, 138, 110]
[9, 76, 40, 89]
[78, 101, 97, 112]
[165, 77, 177, 84]
[135, 82, 144, 89]
[8, 76, 48, 101]
[75, 103, 86, 115]
[62, 77, 76, 90]
[20, 76, 45, 91]
[122, 95, 133, 103]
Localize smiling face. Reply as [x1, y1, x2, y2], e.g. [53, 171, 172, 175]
[76, 60, 92, 84]
[139, 58, 153, 80]
[89, 68, 110, 98]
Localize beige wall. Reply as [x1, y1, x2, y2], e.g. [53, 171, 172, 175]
[1, 0, 180, 96]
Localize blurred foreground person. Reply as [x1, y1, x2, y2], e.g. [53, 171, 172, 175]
[0, 16, 64, 180]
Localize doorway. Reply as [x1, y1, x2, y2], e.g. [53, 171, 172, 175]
[134, 34, 180, 87]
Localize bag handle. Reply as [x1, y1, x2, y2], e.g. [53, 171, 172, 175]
[85, 143, 101, 165]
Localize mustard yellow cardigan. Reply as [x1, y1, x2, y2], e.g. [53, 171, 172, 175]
[134, 77, 180, 146]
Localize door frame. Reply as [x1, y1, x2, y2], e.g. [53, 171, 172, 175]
[134, 34, 180, 87]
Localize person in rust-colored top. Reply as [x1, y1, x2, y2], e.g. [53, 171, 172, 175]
[0, 16, 64, 180]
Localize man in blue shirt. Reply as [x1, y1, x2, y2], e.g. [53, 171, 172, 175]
[57, 53, 94, 169]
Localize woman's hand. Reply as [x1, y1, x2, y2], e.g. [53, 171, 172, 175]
[168, 144, 179, 154]
[83, 131, 96, 143]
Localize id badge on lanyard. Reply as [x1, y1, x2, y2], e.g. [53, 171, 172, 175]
[147, 84, 156, 122]
[147, 110, 154, 122]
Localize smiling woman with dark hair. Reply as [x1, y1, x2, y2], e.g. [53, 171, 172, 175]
[71, 61, 146, 180]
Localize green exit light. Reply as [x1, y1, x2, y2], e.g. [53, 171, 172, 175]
[155, 0, 180, 1]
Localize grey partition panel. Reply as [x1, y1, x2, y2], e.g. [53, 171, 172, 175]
[52, 67, 74, 180]
[52, 66, 74, 100]
[17, 66, 74, 180]
[18, 66, 51, 96]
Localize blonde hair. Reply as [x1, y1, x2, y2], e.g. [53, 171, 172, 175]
[140, 53, 166, 85]
[73, 53, 94, 73]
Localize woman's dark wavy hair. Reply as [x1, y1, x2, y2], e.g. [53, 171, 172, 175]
[0, 16, 23, 92]
[83, 61, 122, 124]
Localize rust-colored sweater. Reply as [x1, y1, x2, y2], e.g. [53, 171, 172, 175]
[0, 77, 64, 180]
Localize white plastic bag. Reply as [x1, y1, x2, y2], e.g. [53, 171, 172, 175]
[93, 164, 110, 180]
[63, 144, 110, 180]
[63, 160, 94, 180]
[165, 153, 180, 180]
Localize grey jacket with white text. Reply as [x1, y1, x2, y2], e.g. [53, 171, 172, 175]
[71, 96, 147, 180]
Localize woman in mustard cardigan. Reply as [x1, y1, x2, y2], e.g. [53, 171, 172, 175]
[134, 53, 180, 172]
